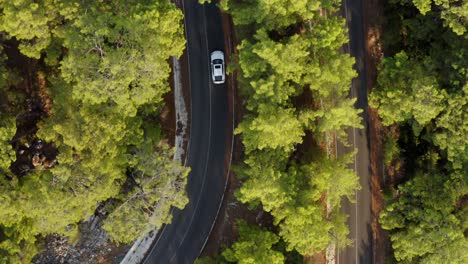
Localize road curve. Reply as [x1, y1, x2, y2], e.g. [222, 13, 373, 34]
[143, 1, 229, 263]
[338, 0, 373, 263]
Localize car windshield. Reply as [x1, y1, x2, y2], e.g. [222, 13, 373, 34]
[213, 59, 223, 64]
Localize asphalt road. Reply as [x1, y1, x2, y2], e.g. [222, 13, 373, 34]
[338, 0, 373, 263]
[143, 1, 229, 263]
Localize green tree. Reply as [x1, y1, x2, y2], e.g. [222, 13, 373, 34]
[236, 149, 294, 212]
[301, 152, 360, 210]
[59, 0, 185, 115]
[0, 0, 189, 261]
[235, 105, 304, 153]
[0, 220, 39, 264]
[103, 143, 189, 244]
[303, 17, 356, 97]
[236, 150, 359, 255]
[431, 84, 468, 169]
[237, 30, 311, 109]
[300, 98, 363, 142]
[401, 0, 468, 35]
[223, 0, 360, 260]
[222, 220, 285, 264]
[278, 204, 332, 255]
[220, 0, 323, 30]
[0, 0, 58, 58]
[0, 51, 17, 173]
[380, 170, 467, 263]
[277, 153, 359, 254]
[370, 52, 446, 128]
[0, 116, 15, 173]
[369, 0, 467, 262]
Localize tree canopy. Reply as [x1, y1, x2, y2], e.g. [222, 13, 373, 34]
[0, 0, 188, 262]
[370, 52, 446, 127]
[380, 170, 467, 263]
[220, 0, 322, 31]
[372, 0, 467, 262]
[398, 0, 468, 35]
[221, 0, 361, 258]
[222, 221, 285, 264]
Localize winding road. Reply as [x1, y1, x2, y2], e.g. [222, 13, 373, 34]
[339, 0, 373, 263]
[143, 1, 230, 263]
[142, 0, 372, 263]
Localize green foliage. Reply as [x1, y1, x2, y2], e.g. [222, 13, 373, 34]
[222, 220, 285, 264]
[277, 153, 359, 254]
[0, 54, 16, 173]
[0, 66, 26, 115]
[59, 0, 185, 115]
[0, 0, 57, 58]
[237, 30, 310, 108]
[379, 170, 467, 263]
[0, 116, 15, 172]
[219, 0, 343, 31]
[224, 0, 361, 259]
[0, 49, 36, 263]
[370, 52, 446, 127]
[383, 135, 400, 166]
[374, 1, 468, 262]
[235, 149, 293, 212]
[37, 81, 141, 192]
[0, 222, 39, 264]
[431, 84, 468, 169]
[103, 143, 189, 244]
[278, 204, 332, 254]
[235, 106, 304, 153]
[300, 98, 363, 142]
[236, 150, 359, 255]
[398, 0, 468, 35]
[304, 19, 356, 98]
[0, 0, 188, 261]
[302, 152, 360, 209]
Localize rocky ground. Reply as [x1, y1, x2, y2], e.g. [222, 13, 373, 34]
[33, 216, 129, 264]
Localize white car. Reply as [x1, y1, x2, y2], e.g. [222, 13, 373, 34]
[210, 50, 225, 84]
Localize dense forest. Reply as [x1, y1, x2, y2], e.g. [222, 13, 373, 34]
[1, 0, 465, 263]
[0, 0, 189, 262]
[199, 0, 363, 262]
[370, 0, 467, 263]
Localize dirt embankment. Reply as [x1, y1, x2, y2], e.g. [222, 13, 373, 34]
[362, 0, 394, 263]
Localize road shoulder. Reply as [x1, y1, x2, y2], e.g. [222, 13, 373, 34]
[362, 0, 392, 263]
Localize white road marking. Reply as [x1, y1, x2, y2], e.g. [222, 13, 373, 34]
[199, 8, 237, 256]
[171, 3, 214, 260]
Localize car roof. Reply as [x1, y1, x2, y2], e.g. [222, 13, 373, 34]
[213, 64, 223, 75]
